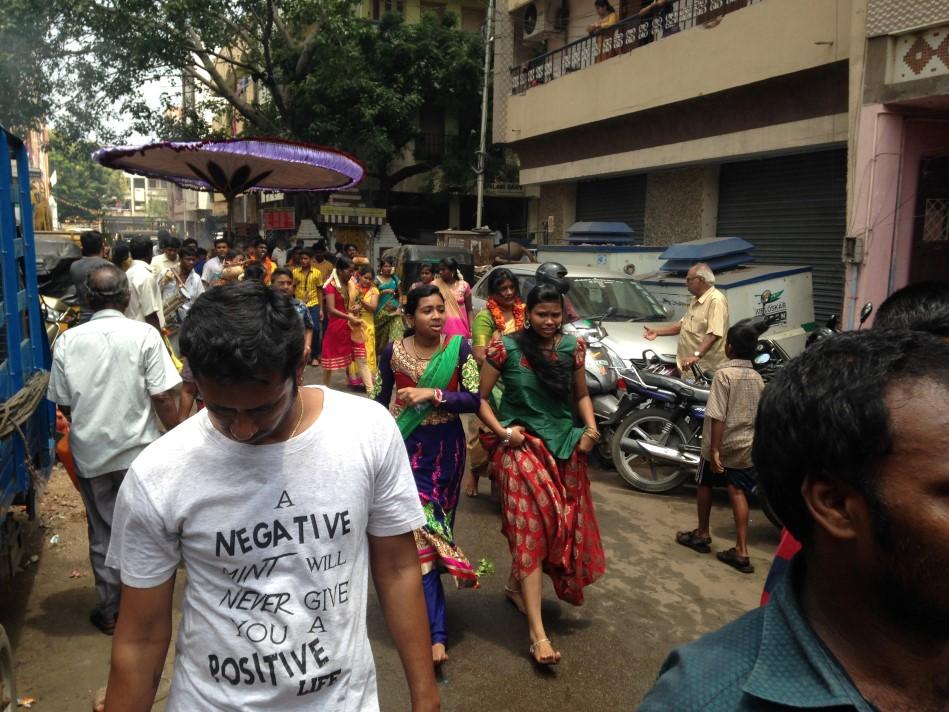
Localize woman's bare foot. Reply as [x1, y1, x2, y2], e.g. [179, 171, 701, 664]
[92, 687, 107, 711]
[462, 471, 479, 497]
[432, 643, 448, 666]
[504, 584, 527, 615]
[529, 637, 561, 666]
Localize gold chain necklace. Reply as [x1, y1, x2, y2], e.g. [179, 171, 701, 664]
[289, 395, 306, 439]
[410, 336, 441, 362]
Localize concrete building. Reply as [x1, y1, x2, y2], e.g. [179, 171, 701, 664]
[493, 0, 949, 323]
[845, 1, 949, 327]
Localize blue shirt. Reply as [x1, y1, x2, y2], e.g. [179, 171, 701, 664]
[291, 298, 314, 330]
[639, 561, 878, 711]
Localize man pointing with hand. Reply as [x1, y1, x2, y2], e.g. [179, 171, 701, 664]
[643, 262, 729, 374]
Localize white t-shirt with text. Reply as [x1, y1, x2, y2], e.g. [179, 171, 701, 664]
[106, 387, 425, 711]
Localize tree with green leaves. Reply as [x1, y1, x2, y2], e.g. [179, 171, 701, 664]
[48, 132, 126, 221]
[34, 0, 488, 208]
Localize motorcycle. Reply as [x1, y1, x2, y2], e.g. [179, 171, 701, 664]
[610, 362, 710, 493]
[564, 309, 641, 466]
[40, 294, 78, 347]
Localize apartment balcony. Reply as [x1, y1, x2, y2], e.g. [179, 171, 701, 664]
[414, 132, 460, 162]
[500, 0, 851, 145]
[511, 0, 761, 94]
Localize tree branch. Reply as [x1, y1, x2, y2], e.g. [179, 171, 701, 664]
[383, 161, 435, 190]
[272, 10, 297, 50]
[182, 64, 278, 133]
[293, 26, 323, 80]
[261, 0, 290, 122]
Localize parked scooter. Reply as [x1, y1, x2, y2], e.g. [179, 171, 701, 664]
[565, 308, 640, 466]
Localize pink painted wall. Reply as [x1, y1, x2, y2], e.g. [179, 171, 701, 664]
[845, 104, 904, 328]
[846, 109, 949, 327]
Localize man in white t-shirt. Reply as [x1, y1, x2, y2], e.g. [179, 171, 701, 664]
[102, 281, 438, 712]
[201, 237, 230, 286]
[125, 235, 165, 330]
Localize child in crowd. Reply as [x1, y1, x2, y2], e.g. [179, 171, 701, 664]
[272, 267, 314, 364]
[675, 318, 767, 573]
[411, 263, 435, 291]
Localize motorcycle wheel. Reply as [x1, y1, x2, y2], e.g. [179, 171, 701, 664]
[589, 427, 614, 469]
[610, 407, 693, 493]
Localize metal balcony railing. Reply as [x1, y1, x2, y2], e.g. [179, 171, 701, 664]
[510, 0, 759, 95]
[414, 133, 460, 161]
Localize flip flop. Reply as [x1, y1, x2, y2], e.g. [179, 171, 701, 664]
[717, 547, 755, 574]
[676, 529, 712, 554]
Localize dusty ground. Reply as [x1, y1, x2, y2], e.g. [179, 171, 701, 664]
[1, 379, 781, 711]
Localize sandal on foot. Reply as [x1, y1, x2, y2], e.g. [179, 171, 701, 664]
[504, 586, 527, 616]
[717, 547, 755, 574]
[529, 638, 560, 666]
[676, 529, 712, 553]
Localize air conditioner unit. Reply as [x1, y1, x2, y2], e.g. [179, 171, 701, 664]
[522, 1, 560, 43]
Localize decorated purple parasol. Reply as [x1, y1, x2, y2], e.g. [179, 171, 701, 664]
[93, 137, 365, 237]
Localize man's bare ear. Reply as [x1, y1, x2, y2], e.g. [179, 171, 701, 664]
[801, 475, 868, 541]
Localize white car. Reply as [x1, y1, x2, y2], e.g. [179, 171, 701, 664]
[471, 264, 680, 366]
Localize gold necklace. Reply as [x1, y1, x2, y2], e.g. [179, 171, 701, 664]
[410, 336, 441, 361]
[289, 395, 306, 439]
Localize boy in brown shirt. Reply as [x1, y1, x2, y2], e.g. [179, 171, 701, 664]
[675, 318, 766, 573]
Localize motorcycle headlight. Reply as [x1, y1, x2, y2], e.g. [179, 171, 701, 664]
[564, 319, 606, 342]
[45, 306, 65, 322]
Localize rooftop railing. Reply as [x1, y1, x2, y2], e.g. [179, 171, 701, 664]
[510, 0, 759, 95]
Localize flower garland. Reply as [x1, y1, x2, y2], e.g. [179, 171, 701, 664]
[487, 298, 526, 333]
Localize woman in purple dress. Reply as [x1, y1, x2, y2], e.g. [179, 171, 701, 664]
[371, 284, 482, 666]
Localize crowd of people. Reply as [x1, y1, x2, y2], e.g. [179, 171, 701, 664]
[49, 228, 949, 711]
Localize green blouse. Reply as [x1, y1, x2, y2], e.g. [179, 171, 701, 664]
[487, 333, 586, 460]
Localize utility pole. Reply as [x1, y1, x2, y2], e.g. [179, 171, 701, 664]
[475, 0, 494, 230]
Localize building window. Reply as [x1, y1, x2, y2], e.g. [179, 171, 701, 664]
[923, 198, 949, 243]
[461, 7, 486, 32]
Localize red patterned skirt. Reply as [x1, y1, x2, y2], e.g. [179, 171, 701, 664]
[321, 316, 367, 371]
[482, 431, 605, 605]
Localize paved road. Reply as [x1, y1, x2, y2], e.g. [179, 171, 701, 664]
[1, 377, 781, 710]
[372, 463, 779, 711]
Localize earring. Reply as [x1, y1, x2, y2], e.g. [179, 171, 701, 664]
[525, 319, 531, 330]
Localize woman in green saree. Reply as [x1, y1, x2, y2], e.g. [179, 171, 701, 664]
[372, 284, 482, 667]
[479, 283, 606, 666]
[374, 256, 404, 356]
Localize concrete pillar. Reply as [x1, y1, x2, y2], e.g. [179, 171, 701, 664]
[537, 182, 577, 244]
[643, 165, 720, 246]
[448, 193, 461, 229]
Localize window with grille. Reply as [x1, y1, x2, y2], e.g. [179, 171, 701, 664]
[923, 198, 949, 243]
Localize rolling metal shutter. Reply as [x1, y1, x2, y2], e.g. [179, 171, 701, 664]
[576, 175, 647, 243]
[717, 150, 846, 323]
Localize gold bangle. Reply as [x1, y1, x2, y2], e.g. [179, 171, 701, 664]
[584, 428, 601, 442]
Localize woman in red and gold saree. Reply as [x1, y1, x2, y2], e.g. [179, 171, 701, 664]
[479, 283, 606, 666]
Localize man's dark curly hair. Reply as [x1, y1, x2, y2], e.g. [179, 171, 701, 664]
[180, 281, 304, 384]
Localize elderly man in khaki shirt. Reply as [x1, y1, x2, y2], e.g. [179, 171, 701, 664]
[643, 262, 729, 373]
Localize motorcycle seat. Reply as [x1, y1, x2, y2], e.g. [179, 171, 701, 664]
[639, 371, 709, 403]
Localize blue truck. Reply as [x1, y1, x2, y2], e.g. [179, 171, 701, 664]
[0, 125, 57, 708]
